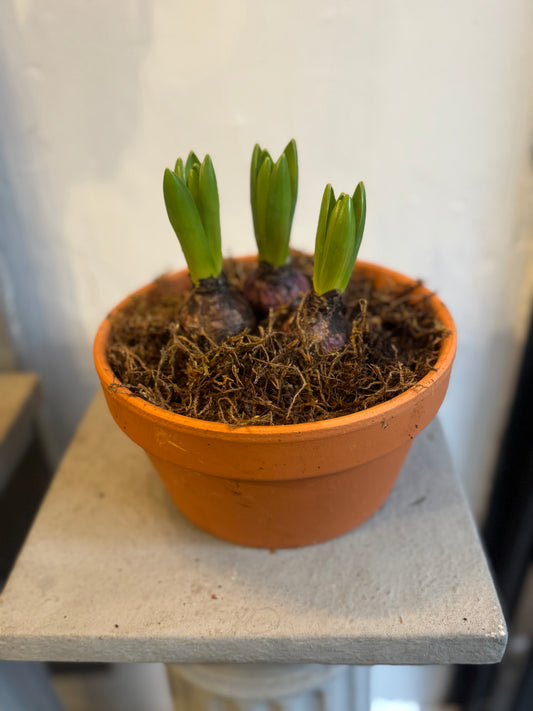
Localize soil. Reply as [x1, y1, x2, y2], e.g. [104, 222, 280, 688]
[106, 254, 448, 426]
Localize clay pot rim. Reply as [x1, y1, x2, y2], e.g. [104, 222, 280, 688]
[93, 258, 457, 439]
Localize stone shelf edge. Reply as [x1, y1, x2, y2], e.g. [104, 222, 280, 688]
[0, 392, 507, 665]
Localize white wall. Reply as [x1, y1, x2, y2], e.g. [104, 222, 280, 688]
[1, 0, 533, 700]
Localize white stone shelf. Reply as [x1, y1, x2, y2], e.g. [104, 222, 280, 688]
[0, 392, 506, 665]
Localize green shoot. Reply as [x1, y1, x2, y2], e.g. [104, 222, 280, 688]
[163, 152, 223, 285]
[250, 139, 298, 267]
[313, 182, 366, 295]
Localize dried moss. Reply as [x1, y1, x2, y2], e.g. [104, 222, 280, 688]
[106, 255, 447, 425]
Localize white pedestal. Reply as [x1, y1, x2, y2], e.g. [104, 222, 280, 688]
[167, 663, 370, 710]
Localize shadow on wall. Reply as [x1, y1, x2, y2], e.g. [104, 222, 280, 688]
[0, 1, 151, 464]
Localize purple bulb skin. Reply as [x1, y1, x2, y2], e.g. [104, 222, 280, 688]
[243, 261, 311, 317]
[298, 290, 349, 354]
[179, 273, 256, 342]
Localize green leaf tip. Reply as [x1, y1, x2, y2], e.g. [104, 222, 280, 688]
[250, 139, 298, 267]
[163, 152, 223, 284]
[313, 181, 367, 295]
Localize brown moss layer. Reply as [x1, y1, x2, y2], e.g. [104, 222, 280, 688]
[106, 255, 447, 425]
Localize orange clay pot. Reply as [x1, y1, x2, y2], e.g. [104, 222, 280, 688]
[94, 258, 456, 549]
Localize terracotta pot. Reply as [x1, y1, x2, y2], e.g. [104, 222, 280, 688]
[93, 259, 456, 549]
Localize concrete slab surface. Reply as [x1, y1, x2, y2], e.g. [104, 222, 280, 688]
[0, 392, 506, 665]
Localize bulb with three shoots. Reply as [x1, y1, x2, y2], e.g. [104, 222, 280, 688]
[244, 139, 311, 316]
[163, 153, 256, 342]
[297, 181, 367, 354]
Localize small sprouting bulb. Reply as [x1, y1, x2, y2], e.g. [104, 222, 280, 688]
[163, 152, 223, 285]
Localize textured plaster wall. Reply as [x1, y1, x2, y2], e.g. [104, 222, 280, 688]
[1, 0, 532, 704]
[2, 0, 533, 518]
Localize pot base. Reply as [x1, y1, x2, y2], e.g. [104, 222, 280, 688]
[148, 442, 411, 549]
